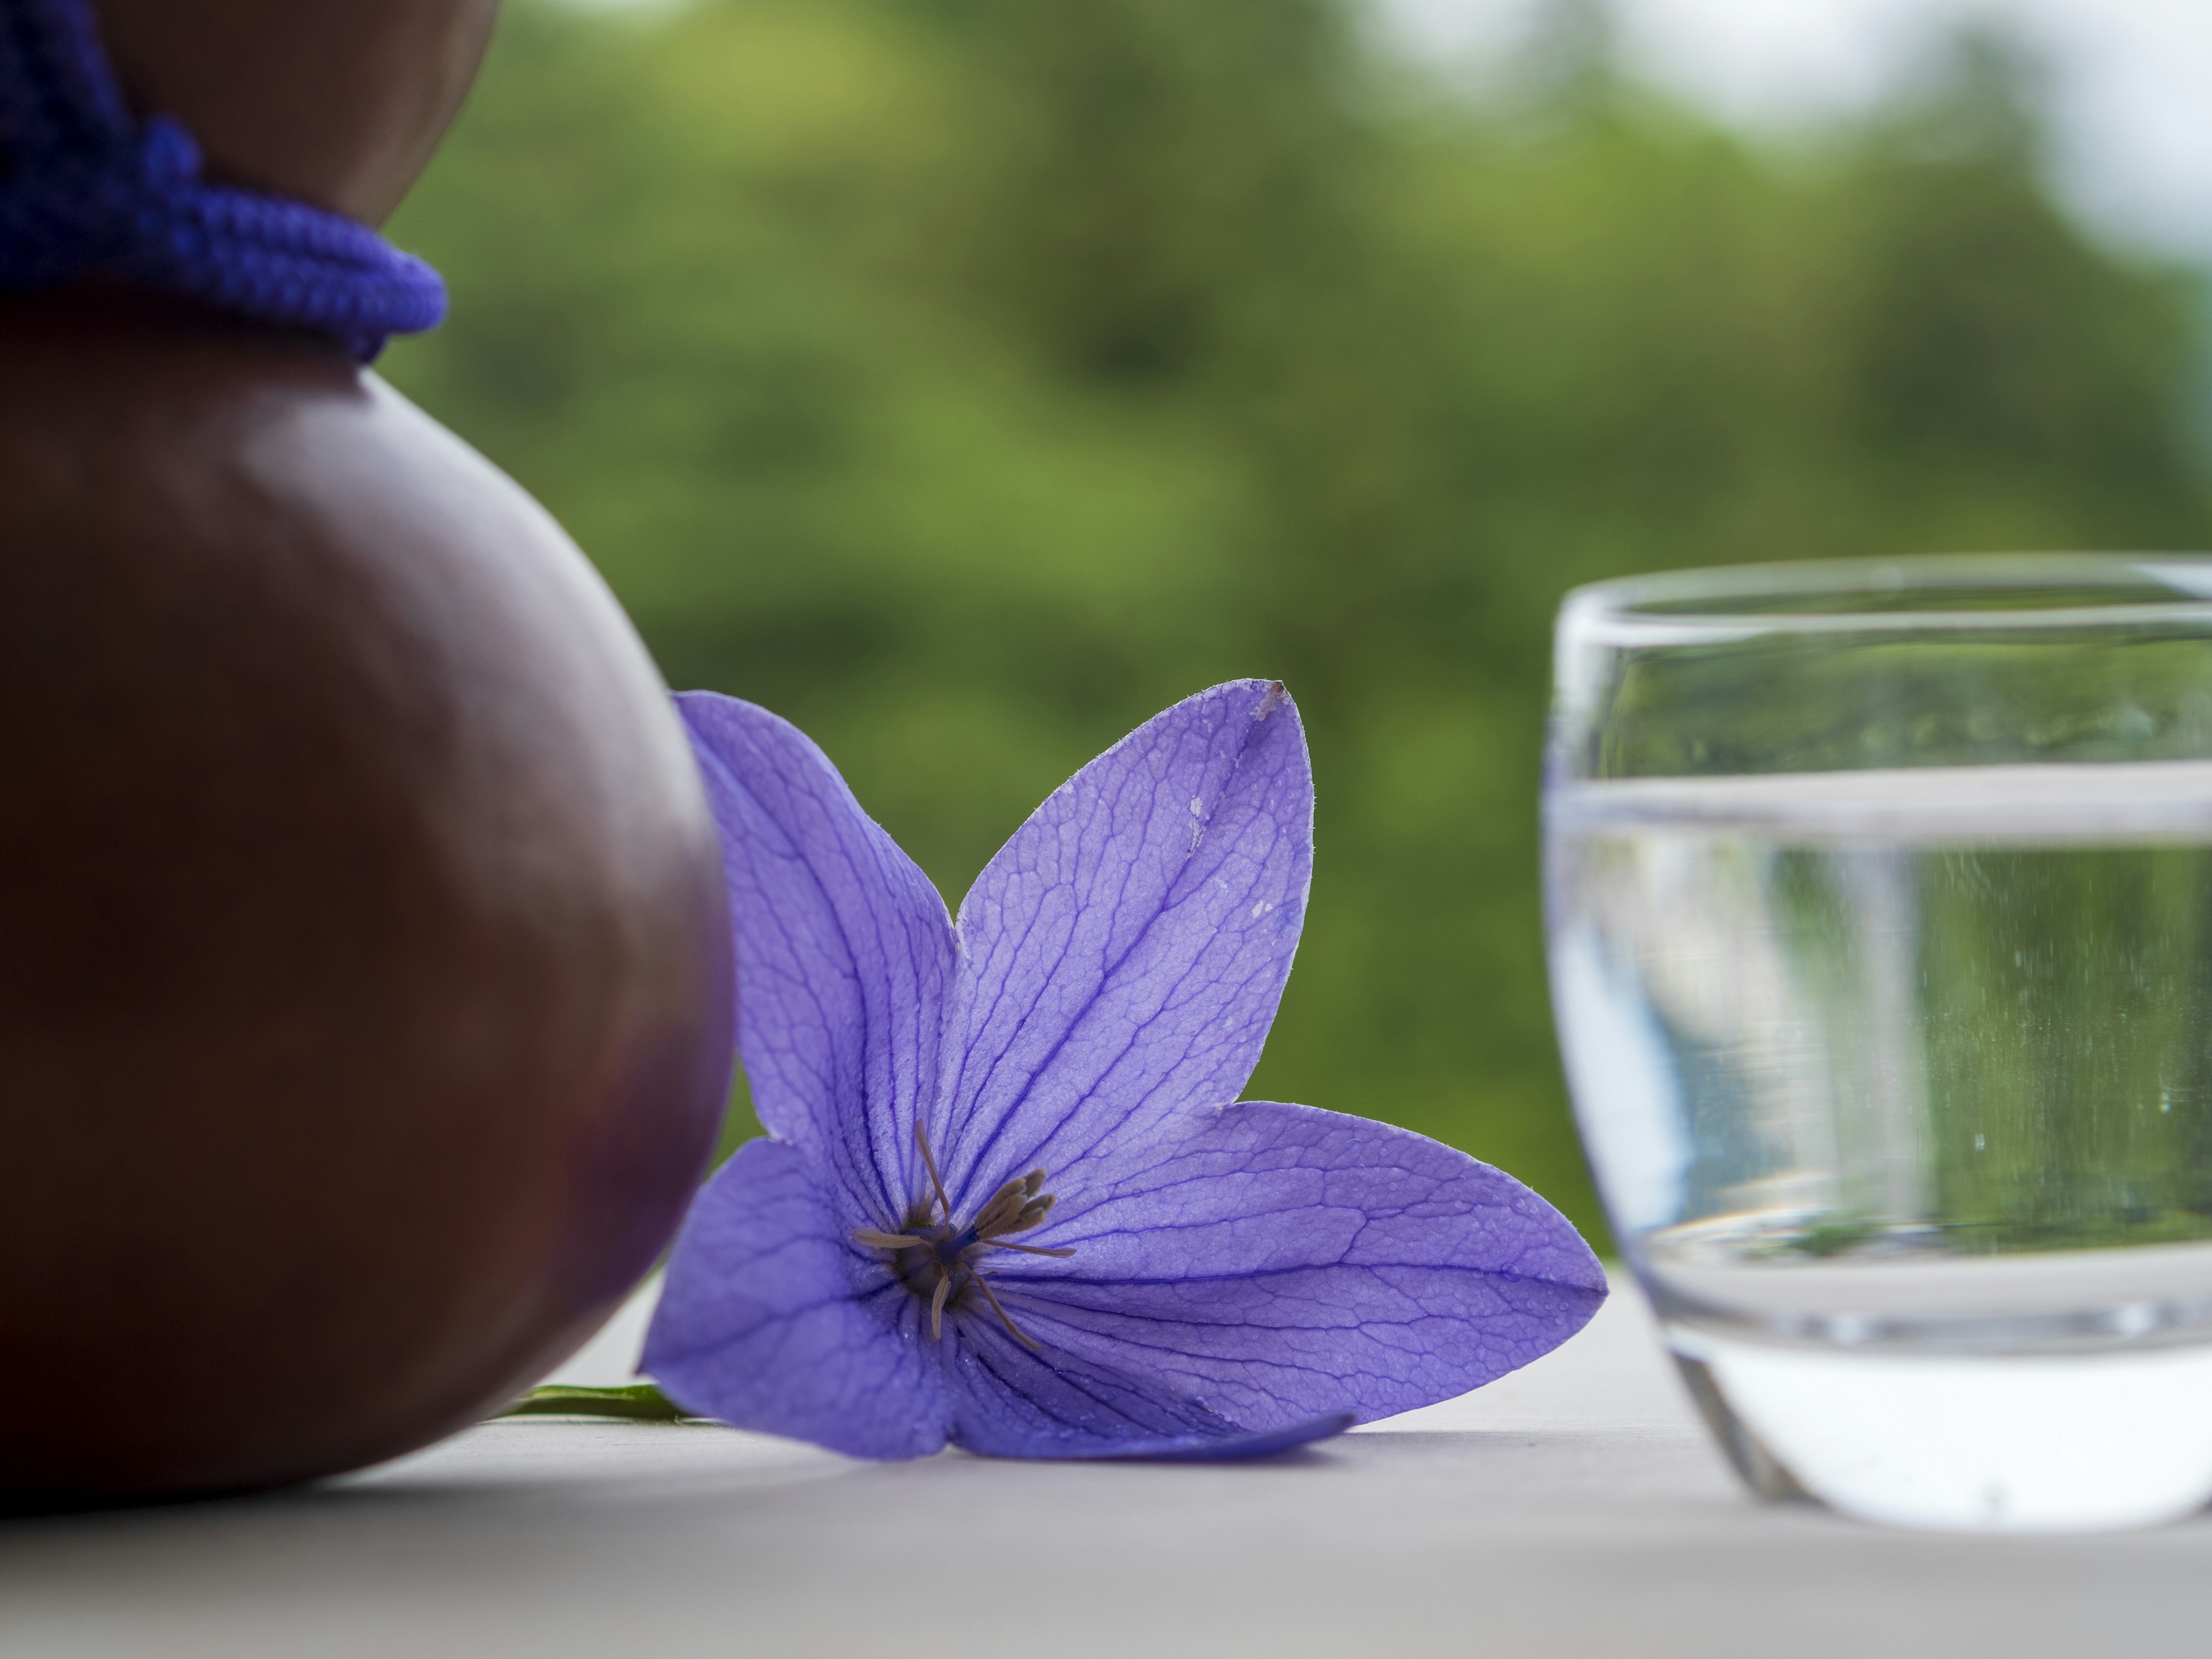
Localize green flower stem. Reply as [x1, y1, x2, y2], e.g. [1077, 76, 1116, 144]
[493, 1383, 701, 1423]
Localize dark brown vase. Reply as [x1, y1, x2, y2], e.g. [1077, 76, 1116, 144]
[0, 0, 734, 1505]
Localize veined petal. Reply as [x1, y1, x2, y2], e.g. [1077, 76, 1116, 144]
[643, 1139, 949, 1460]
[938, 1316, 1351, 1460]
[983, 1103, 1606, 1431]
[935, 681, 1310, 1211]
[677, 693, 953, 1225]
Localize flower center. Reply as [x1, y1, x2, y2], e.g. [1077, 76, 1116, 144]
[853, 1122, 1075, 1350]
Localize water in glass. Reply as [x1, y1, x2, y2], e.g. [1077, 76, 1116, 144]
[1552, 759, 2212, 1530]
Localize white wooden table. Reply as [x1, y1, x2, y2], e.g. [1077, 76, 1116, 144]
[7, 1283, 2207, 1658]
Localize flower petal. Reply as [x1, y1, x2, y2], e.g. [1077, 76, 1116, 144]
[938, 1316, 1352, 1460]
[643, 1139, 949, 1460]
[677, 693, 953, 1225]
[983, 1103, 1606, 1430]
[935, 681, 1311, 1210]
[1087, 1412, 1355, 1462]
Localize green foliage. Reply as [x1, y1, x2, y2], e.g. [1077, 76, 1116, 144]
[382, 0, 2212, 1245]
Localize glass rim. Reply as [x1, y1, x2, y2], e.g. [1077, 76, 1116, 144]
[1559, 553, 2212, 645]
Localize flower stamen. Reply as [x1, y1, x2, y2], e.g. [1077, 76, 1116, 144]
[851, 1229, 925, 1250]
[964, 1268, 1040, 1351]
[854, 1120, 1075, 1350]
[912, 1116, 955, 1221]
[929, 1271, 953, 1341]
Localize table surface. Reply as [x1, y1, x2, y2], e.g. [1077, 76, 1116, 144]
[9, 1281, 2211, 1659]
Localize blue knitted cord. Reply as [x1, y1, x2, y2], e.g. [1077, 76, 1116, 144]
[0, 0, 445, 361]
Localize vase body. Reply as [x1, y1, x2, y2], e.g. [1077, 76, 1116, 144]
[0, 294, 733, 1503]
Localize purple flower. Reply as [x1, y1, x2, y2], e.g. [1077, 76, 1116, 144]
[643, 680, 1604, 1460]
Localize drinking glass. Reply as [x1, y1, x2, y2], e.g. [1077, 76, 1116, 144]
[1546, 555, 2212, 1532]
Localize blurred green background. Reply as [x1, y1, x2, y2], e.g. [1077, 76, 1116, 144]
[381, 0, 2212, 1244]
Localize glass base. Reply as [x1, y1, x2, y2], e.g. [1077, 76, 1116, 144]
[1669, 1325, 2212, 1532]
